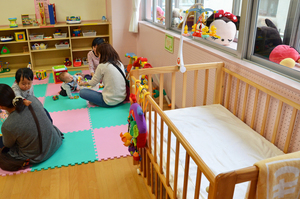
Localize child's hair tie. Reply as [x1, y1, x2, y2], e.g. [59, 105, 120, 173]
[12, 96, 24, 107]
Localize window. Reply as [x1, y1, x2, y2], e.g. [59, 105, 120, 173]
[143, 0, 300, 80]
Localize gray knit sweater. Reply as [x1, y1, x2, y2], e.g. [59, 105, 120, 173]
[1, 96, 63, 163]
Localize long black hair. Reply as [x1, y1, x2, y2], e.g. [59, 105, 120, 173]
[0, 84, 25, 112]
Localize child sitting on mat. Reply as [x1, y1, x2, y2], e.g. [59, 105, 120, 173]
[59, 72, 82, 99]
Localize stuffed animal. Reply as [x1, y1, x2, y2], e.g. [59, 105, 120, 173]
[156, 6, 165, 22]
[205, 10, 240, 46]
[172, 8, 182, 28]
[254, 19, 282, 58]
[269, 45, 300, 68]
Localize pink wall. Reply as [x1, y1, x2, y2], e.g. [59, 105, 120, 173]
[106, 0, 139, 64]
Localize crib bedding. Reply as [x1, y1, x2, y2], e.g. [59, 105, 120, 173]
[147, 104, 284, 199]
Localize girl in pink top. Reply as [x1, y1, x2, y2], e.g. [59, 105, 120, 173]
[88, 38, 104, 76]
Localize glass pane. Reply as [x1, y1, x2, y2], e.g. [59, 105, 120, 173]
[171, 0, 242, 50]
[253, 0, 300, 72]
[145, 0, 153, 21]
[155, 0, 166, 25]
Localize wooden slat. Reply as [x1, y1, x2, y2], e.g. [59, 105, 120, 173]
[173, 139, 180, 199]
[233, 79, 240, 115]
[194, 168, 202, 199]
[166, 128, 171, 187]
[247, 180, 258, 199]
[260, 95, 271, 136]
[225, 74, 232, 109]
[182, 153, 190, 199]
[213, 63, 224, 104]
[155, 172, 158, 197]
[160, 181, 163, 199]
[272, 101, 283, 144]
[148, 74, 153, 97]
[171, 72, 176, 110]
[148, 104, 152, 152]
[182, 72, 187, 108]
[203, 69, 209, 105]
[220, 70, 226, 105]
[159, 74, 164, 109]
[193, 70, 198, 107]
[151, 163, 154, 194]
[160, 118, 164, 174]
[250, 88, 260, 129]
[147, 151, 151, 186]
[284, 108, 298, 153]
[154, 111, 157, 163]
[241, 84, 249, 122]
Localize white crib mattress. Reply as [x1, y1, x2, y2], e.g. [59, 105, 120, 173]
[147, 104, 284, 199]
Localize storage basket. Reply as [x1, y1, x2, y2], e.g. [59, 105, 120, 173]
[31, 43, 48, 50]
[83, 30, 96, 37]
[53, 33, 67, 38]
[55, 43, 69, 49]
[29, 33, 44, 40]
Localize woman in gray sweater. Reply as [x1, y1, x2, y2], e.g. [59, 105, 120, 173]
[0, 84, 63, 171]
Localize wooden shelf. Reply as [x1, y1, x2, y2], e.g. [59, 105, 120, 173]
[0, 52, 30, 58]
[72, 47, 91, 52]
[31, 47, 70, 52]
[71, 35, 110, 39]
[29, 37, 70, 42]
[0, 41, 28, 44]
[0, 21, 111, 76]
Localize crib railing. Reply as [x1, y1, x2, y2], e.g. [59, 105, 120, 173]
[129, 62, 299, 199]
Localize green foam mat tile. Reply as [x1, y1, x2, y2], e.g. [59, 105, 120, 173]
[89, 102, 130, 129]
[0, 77, 15, 86]
[48, 73, 55, 84]
[30, 130, 97, 171]
[43, 94, 87, 112]
[33, 84, 48, 98]
[69, 70, 82, 75]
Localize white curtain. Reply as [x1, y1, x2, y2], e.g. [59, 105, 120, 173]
[129, 0, 141, 33]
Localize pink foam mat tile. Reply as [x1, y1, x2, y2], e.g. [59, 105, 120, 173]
[33, 77, 49, 85]
[81, 70, 90, 74]
[45, 83, 62, 97]
[50, 108, 91, 133]
[38, 97, 45, 105]
[0, 166, 31, 177]
[93, 125, 130, 161]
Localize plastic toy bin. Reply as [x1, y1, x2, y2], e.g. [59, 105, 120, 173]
[55, 43, 69, 49]
[29, 34, 44, 40]
[53, 33, 67, 38]
[83, 30, 96, 37]
[31, 43, 48, 50]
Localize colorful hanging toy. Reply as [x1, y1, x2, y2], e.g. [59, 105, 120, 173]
[120, 94, 147, 161]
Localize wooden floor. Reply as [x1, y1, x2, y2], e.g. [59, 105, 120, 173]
[0, 157, 151, 199]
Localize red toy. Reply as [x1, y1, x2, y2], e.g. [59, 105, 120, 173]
[269, 45, 300, 68]
[64, 58, 72, 66]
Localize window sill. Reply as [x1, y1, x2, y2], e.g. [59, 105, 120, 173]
[138, 21, 300, 94]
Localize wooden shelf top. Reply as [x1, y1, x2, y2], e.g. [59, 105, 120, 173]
[72, 47, 91, 52]
[29, 37, 70, 42]
[71, 35, 110, 40]
[0, 52, 30, 58]
[31, 47, 70, 52]
[34, 64, 89, 71]
[0, 40, 28, 44]
[0, 21, 110, 31]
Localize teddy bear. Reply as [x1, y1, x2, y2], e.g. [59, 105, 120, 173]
[269, 45, 300, 68]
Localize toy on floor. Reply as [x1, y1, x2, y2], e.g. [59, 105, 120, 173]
[52, 65, 68, 84]
[52, 95, 59, 100]
[8, 18, 18, 28]
[35, 70, 47, 80]
[74, 95, 79, 99]
[64, 58, 72, 66]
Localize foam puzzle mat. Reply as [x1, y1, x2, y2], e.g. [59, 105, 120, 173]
[0, 70, 130, 176]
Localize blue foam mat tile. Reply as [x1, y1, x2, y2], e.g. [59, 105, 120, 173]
[0, 77, 15, 86]
[33, 84, 48, 98]
[30, 129, 97, 172]
[88, 102, 130, 129]
[43, 94, 88, 112]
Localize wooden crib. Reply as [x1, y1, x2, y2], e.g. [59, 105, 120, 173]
[129, 62, 300, 199]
